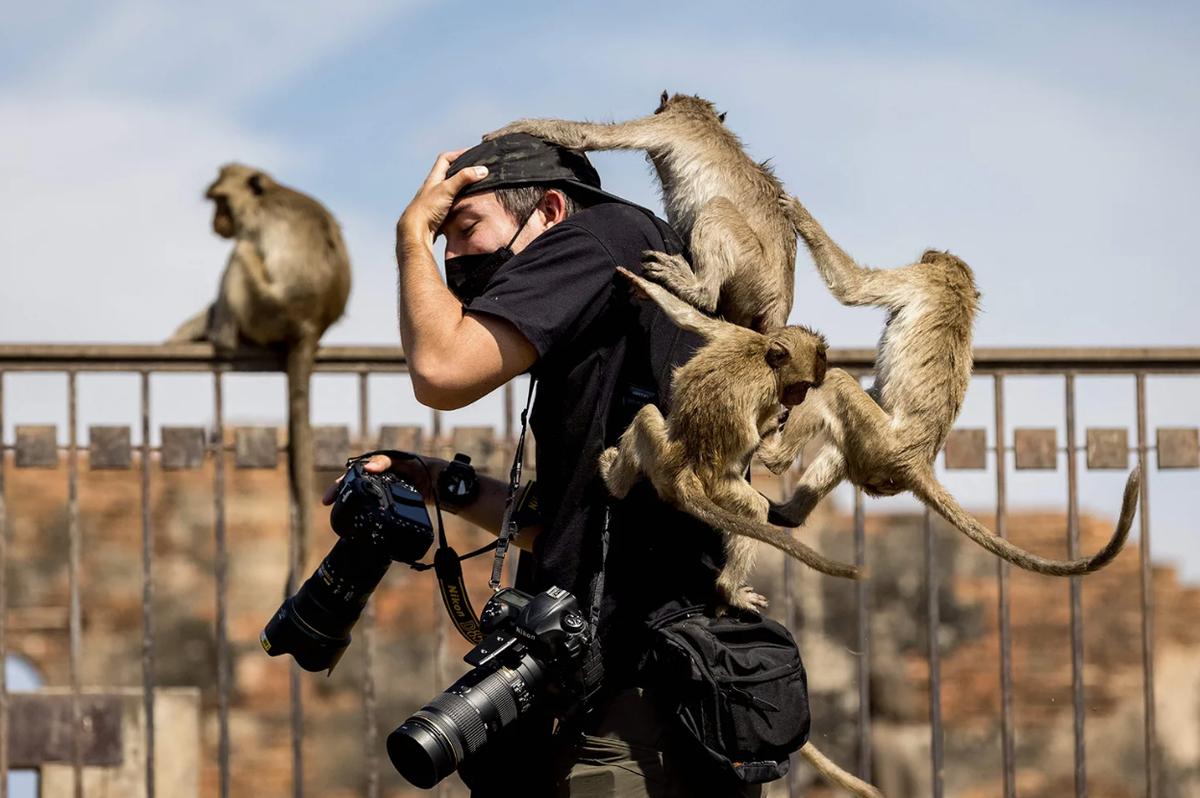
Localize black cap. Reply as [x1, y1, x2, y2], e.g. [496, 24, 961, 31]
[445, 133, 632, 207]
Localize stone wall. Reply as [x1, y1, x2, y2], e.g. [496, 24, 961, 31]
[3, 452, 1198, 797]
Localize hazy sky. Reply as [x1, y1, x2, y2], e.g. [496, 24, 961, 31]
[1, 1, 1198, 576]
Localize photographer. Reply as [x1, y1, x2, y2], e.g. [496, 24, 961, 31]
[326, 134, 759, 798]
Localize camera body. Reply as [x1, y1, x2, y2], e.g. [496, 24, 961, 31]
[387, 585, 601, 789]
[330, 460, 435, 564]
[260, 458, 434, 674]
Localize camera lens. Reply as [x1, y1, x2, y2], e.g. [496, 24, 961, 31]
[387, 657, 548, 787]
[260, 537, 390, 673]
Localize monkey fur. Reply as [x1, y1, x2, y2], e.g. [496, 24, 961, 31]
[598, 274, 882, 797]
[599, 266, 862, 609]
[485, 91, 797, 333]
[759, 195, 1139, 578]
[169, 164, 352, 590]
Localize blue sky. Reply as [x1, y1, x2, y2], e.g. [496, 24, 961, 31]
[1, 1, 1198, 578]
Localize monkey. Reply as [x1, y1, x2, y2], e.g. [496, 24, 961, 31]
[756, 194, 1140, 578]
[169, 163, 352, 591]
[485, 91, 798, 333]
[598, 266, 863, 612]
[600, 267, 883, 798]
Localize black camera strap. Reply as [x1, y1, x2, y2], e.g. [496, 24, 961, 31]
[489, 376, 537, 590]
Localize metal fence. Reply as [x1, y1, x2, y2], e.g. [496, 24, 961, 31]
[0, 343, 1197, 798]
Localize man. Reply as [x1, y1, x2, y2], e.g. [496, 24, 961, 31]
[327, 134, 759, 797]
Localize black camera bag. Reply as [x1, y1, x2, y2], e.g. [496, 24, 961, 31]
[646, 608, 811, 785]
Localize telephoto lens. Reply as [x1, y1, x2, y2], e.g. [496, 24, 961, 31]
[261, 460, 435, 673]
[388, 656, 549, 788]
[387, 586, 595, 788]
[260, 537, 390, 673]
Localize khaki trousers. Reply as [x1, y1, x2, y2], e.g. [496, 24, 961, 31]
[549, 688, 764, 798]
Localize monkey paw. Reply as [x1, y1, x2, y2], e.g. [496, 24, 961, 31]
[756, 441, 795, 475]
[482, 119, 548, 142]
[722, 584, 769, 613]
[641, 250, 709, 308]
[599, 447, 635, 498]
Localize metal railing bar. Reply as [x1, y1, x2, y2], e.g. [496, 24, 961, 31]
[1065, 375, 1087, 797]
[141, 372, 157, 798]
[213, 371, 231, 798]
[925, 507, 944, 798]
[993, 375, 1016, 798]
[1135, 374, 1158, 798]
[67, 372, 83, 798]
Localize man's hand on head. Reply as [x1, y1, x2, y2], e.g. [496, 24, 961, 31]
[398, 150, 490, 248]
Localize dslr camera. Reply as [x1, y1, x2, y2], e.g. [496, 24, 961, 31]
[388, 584, 600, 789]
[260, 457, 434, 673]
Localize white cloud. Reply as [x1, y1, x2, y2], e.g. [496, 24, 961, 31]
[20, 0, 418, 106]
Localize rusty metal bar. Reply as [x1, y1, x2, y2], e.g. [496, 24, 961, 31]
[0, 371, 7, 798]
[993, 375, 1016, 798]
[359, 372, 380, 798]
[289, 512, 305, 798]
[1065, 374, 1087, 797]
[434, 579, 447, 798]
[67, 372, 83, 798]
[0, 344, 1199, 374]
[504, 380, 514, 442]
[213, 371, 231, 798]
[925, 507, 944, 798]
[140, 372, 157, 798]
[855, 485, 870, 782]
[779, 467, 798, 798]
[1135, 374, 1158, 798]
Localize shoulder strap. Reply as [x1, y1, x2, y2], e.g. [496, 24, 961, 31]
[489, 376, 537, 590]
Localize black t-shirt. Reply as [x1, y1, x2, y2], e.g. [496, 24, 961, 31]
[464, 202, 727, 688]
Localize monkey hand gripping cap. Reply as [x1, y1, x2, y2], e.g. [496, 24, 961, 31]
[442, 133, 638, 301]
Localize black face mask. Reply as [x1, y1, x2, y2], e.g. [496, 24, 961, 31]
[444, 199, 543, 303]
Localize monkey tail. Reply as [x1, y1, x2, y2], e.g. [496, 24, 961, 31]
[674, 475, 864, 580]
[908, 466, 1139, 577]
[800, 742, 884, 798]
[285, 334, 319, 595]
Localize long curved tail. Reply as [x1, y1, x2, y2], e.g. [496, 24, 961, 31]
[800, 742, 884, 798]
[285, 336, 318, 595]
[909, 466, 1139, 577]
[674, 476, 864, 580]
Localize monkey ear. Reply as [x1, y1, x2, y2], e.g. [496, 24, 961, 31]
[766, 341, 791, 368]
[248, 172, 273, 196]
[718, 111, 727, 123]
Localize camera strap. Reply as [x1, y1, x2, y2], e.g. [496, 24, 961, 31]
[489, 376, 537, 590]
[350, 449, 495, 645]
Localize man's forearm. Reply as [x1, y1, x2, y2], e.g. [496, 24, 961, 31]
[396, 224, 466, 380]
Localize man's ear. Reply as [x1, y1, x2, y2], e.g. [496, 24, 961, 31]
[538, 189, 569, 228]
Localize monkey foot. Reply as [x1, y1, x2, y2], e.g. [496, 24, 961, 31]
[722, 584, 769, 613]
[641, 251, 710, 309]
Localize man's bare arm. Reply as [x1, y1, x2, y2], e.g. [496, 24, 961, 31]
[396, 151, 538, 410]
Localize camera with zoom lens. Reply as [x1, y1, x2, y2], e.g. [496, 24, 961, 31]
[387, 585, 600, 789]
[260, 458, 435, 674]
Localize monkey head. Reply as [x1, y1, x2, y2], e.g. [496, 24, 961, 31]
[765, 326, 828, 406]
[919, 249, 981, 304]
[205, 163, 276, 239]
[654, 91, 727, 124]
